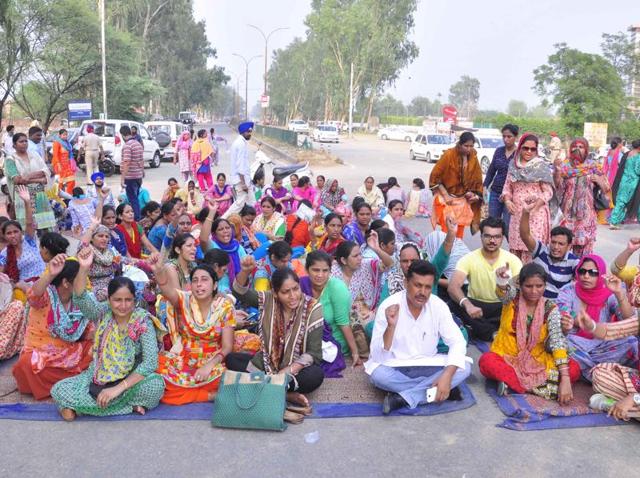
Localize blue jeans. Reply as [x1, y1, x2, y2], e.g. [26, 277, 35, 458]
[488, 191, 510, 236]
[125, 178, 142, 221]
[369, 362, 471, 408]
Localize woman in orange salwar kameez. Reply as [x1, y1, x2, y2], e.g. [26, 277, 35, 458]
[12, 255, 93, 400]
[152, 258, 235, 405]
[52, 129, 76, 195]
[429, 132, 483, 238]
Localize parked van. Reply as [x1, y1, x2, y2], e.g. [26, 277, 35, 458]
[144, 121, 188, 161]
[78, 120, 162, 169]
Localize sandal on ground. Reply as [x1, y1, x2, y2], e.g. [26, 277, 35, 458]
[609, 224, 621, 230]
[60, 408, 77, 422]
[496, 381, 508, 397]
[284, 410, 305, 424]
[286, 404, 313, 416]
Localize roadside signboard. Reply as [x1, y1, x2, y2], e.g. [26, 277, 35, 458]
[442, 104, 458, 124]
[260, 95, 270, 108]
[68, 100, 92, 121]
[583, 123, 608, 149]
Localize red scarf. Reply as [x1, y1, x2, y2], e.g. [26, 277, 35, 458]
[574, 254, 613, 339]
[116, 222, 142, 258]
[4, 244, 19, 283]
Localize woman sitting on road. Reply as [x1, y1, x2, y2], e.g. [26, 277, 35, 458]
[0, 187, 46, 302]
[312, 212, 345, 258]
[264, 175, 293, 214]
[115, 203, 159, 259]
[252, 196, 286, 241]
[301, 251, 361, 371]
[227, 205, 260, 255]
[206, 173, 233, 217]
[153, 257, 235, 405]
[12, 255, 93, 400]
[342, 201, 372, 247]
[479, 263, 580, 401]
[148, 200, 180, 251]
[331, 232, 394, 355]
[556, 254, 639, 381]
[229, 255, 325, 424]
[356, 176, 385, 217]
[79, 219, 122, 302]
[319, 177, 346, 216]
[51, 248, 164, 420]
[199, 202, 247, 291]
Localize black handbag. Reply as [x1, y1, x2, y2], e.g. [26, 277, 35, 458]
[593, 185, 609, 211]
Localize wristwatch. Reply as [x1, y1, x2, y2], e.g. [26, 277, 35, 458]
[633, 393, 640, 406]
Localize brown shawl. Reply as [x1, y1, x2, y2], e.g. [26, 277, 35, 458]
[429, 146, 483, 227]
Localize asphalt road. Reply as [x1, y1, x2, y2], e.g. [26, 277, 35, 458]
[2, 123, 640, 477]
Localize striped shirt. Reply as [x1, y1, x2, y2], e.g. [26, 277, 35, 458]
[533, 241, 579, 298]
[121, 138, 144, 179]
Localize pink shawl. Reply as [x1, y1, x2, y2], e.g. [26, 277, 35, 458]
[574, 254, 612, 339]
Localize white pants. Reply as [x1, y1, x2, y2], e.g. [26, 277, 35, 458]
[85, 150, 100, 184]
[222, 184, 256, 219]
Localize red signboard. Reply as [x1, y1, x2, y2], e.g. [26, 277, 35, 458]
[442, 105, 458, 124]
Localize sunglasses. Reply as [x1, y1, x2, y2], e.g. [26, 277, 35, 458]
[577, 268, 599, 278]
[521, 146, 537, 152]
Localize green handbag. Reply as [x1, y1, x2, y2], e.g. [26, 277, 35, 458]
[212, 370, 289, 431]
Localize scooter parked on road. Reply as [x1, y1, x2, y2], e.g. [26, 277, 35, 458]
[250, 148, 313, 189]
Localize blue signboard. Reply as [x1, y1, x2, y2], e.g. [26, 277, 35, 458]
[68, 100, 92, 121]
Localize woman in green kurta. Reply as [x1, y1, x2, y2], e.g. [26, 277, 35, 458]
[610, 141, 640, 227]
[51, 247, 164, 420]
[301, 251, 362, 365]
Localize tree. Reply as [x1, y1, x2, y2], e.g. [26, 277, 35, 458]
[506, 99, 528, 117]
[448, 75, 480, 118]
[533, 43, 625, 134]
[12, 0, 103, 131]
[408, 96, 431, 116]
[372, 93, 405, 117]
[0, 0, 44, 126]
[601, 31, 640, 91]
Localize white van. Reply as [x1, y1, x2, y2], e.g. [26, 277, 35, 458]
[78, 120, 162, 169]
[144, 121, 188, 161]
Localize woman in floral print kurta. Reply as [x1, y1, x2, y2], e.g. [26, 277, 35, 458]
[51, 248, 164, 420]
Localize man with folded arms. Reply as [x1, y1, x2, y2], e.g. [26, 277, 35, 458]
[366, 260, 471, 415]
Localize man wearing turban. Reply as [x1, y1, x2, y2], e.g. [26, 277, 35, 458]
[223, 121, 256, 218]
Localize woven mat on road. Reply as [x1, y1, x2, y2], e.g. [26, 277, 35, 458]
[485, 380, 635, 431]
[0, 356, 476, 421]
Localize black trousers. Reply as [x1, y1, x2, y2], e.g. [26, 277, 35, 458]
[225, 352, 324, 394]
[449, 298, 502, 342]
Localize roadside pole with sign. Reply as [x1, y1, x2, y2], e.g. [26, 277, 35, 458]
[68, 100, 93, 124]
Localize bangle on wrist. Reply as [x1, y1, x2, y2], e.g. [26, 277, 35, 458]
[588, 320, 597, 333]
[459, 297, 469, 307]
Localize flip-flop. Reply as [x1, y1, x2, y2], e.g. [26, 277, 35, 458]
[283, 410, 304, 424]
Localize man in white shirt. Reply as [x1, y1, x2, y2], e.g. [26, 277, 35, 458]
[222, 121, 256, 219]
[2, 125, 15, 155]
[366, 260, 471, 415]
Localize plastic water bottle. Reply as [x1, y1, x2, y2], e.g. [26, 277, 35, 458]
[304, 431, 320, 444]
[589, 393, 615, 411]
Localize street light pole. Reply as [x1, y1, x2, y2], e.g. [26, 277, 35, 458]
[99, 0, 107, 119]
[232, 53, 262, 119]
[247, 25, 289, 124]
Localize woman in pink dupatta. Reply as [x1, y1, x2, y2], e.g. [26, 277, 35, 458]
[173, 130, 192, 182]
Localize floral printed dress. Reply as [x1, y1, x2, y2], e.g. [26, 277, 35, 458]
[51, 291, 165, 416]
[157, 291, 236, 404]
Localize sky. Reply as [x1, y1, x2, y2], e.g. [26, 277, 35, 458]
[194, 0, 640, 112]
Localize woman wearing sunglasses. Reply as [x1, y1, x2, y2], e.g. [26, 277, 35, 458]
[556, 254, 639, 381]
[501, 133, 555, 264]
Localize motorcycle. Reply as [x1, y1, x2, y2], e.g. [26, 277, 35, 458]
[74, 147, 116, 177]
[251, 148, 313, 189]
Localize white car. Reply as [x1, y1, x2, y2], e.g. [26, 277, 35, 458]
[311, 124, 340, 143]
[78, 120, 162, 169]
[144, 121, 189, 161]
[409, 134, 453, 162]
[377, 127, 413, 142]
[475, 137, 503, 173]
[288, 119, 310, 133]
